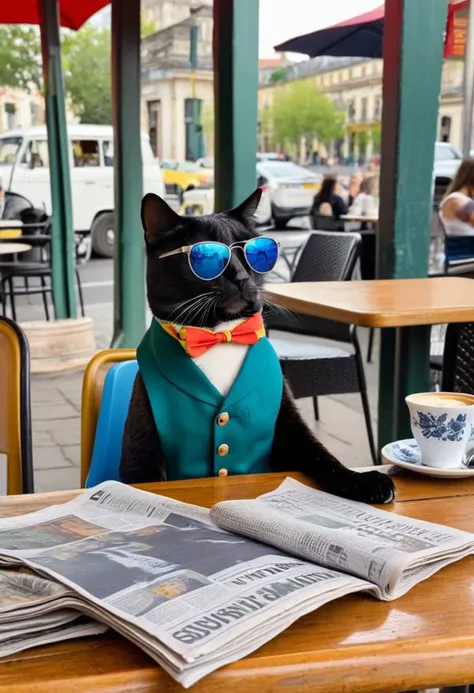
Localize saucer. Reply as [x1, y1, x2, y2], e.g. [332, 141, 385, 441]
[381, 438, 474, 478]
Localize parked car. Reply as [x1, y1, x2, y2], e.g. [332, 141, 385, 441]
[160, 160, 213, 199]
[256, 161, 322, 228]
[433, 142, 463, 180]
[257, 152, 287, 162]
[181, 183, 272, 225]
[0, 125, 165, 258]
[196, 156, 214, 170]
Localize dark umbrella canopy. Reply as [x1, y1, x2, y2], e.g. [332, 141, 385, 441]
[274, 5, 385, 58]
[0, 0, 110, 30]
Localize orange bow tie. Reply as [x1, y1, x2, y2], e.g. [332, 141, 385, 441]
[160, 313, 265, 358]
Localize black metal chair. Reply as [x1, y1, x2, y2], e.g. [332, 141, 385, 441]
[0, 234, 85, 322]
[265, 231, 377, 465]
[310, 212, 345, 232]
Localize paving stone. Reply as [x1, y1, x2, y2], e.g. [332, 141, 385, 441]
[33, 446, 72, 470]
[31, 430, 56, 448]
[34, 467, 80, 493]
[62, 444, 81, 467]
[32, 403, 79, 421]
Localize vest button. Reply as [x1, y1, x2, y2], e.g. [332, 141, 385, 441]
[218, 468, 228, 477]
[217, 444, 229, 456]
[217, 412, 230, 427]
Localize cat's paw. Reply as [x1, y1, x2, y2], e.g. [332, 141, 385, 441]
[340, 470, 396, 505]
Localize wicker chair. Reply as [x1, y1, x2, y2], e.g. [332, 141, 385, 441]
[441, 322, 474, 394]
[265, 231, 377, 465]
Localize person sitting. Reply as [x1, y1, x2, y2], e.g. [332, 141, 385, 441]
[311, 175, 348, 222]
[439, 159, 474, 236]
[349, 175, 379, 218]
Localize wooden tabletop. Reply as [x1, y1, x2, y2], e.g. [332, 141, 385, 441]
[265, 276, 474, 328]
[1, 470, 474, 692]
[0, 242, 31, 256]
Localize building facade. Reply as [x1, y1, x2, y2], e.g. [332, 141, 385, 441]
[259, 56, 464, 162]
[0, 88, 45, 133]
[140, 1, 214, 161]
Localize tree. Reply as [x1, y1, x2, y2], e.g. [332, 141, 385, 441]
[269, 67, 287, 83]
[61, 26, 111, 124]
[356, 130, 370, 156]
[371, 122, 382, 153]
[0, 25, 42, 91]
[268, 80, 345, 151]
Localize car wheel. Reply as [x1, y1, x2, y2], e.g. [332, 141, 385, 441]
[91, 213, 115, 258]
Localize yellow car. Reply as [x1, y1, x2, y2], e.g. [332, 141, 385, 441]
[160, 160, 212, 199]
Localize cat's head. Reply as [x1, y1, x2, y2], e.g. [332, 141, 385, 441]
[141, 190, 264, 328]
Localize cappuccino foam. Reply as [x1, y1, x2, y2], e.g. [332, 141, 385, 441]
[409, 393, 474, 408]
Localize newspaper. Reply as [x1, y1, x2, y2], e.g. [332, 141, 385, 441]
[0, 479, 471, 687]
[211, 477, 474, 598]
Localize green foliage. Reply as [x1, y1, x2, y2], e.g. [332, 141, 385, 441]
[269, 67, 287, 83]
[268, 80, 345, 148]
[356, 130, 370, 153]
[62, 26, 111, 124]
[371, 122, 382, 152]
[0, 25, 42, 91]
[141, 12, 159, 39]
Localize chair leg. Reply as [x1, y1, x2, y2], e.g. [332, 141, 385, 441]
[8, 278, 17, 322]
[40, 276, 50, 321]
[76, 269, 85, 317]
[313, 397, 320, 421]
[353, 332, 378, 465]
[367, 328, 375, 363]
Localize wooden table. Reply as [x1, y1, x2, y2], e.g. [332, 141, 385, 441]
[0, 242, 31, 256]
[340, 214, 379, 225]
[265, 277, 474, 447]
[2, 471, 474, 693]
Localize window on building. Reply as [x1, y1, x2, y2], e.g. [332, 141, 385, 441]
[347, 99, 356, 122]
[30, 102, 41, 126]
[72, 140, 100, 167]
[22, 140, 49, 168]
[373, 97, 382, 121]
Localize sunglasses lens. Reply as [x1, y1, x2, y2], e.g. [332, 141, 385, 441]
[189, 243, 230, 280]
[245, 237, 279, 274]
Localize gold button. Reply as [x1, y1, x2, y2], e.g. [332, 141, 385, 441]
[217, 412, 230, 427]
[217, 444, 229, 457]
[218, 468, 228, 477]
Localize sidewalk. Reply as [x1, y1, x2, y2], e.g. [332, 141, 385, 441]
[31, 302, 380, 492]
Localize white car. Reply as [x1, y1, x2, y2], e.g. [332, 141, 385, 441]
[433, 141, 463, 181]
[256, 161, 321, 229]
[180, 184, 272, 226]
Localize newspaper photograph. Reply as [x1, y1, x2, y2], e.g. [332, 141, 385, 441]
[211, 477, 474, 598]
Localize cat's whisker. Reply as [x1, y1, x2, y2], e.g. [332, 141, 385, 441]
[199, 295, 217, 327]
[171, 293, 214, 325]
[186, 294, 216, 326]
[168, 292, 213, 321]
[261, 296, 293, 318]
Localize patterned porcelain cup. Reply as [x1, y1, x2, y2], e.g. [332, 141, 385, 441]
[406, 392, 474, 469]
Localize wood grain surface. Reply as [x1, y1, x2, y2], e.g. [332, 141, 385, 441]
[264, 277, 474, 327]
[1, 471, 474, 692]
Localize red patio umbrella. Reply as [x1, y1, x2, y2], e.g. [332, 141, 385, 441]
[274, 1, 468, 59]
[0, 0, 110, 30]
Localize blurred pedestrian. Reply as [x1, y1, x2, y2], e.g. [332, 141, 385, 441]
[439, 159, 474, 236]
[311, 175, 348, 221]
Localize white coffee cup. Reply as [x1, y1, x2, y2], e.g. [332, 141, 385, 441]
[406, 392, 474, 469]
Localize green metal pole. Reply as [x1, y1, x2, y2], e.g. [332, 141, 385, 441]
[213, 0, 259, 210]
[377, 0, 448, 448]
[38, 0, 76, 319]
[111, 0, 146, 348]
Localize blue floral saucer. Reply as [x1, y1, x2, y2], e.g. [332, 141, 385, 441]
[381, 439, 474, 478]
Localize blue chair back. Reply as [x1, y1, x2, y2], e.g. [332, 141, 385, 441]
[85, 360, 138, 487]
[445, 235, 474, 266]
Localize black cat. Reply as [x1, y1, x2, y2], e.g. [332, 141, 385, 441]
[120, 190, 395, 505]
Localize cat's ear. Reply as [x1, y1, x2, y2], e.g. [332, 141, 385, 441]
[141, 193, 181, 245]
[227, 188, 262, 224]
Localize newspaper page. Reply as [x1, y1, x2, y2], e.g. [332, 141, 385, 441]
[211, 477, 474, 599]
[0, 481, 373, 687]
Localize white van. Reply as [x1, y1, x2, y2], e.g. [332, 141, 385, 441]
[0, 124, 165, 258]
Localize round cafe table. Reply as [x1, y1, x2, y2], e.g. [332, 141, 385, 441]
[0, 243, 32, 256]
[340, 214, 379, 224]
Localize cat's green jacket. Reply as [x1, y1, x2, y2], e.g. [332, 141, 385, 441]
[137, 320, 283, 480]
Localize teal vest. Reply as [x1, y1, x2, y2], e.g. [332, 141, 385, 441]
[137, 320, 283, 481]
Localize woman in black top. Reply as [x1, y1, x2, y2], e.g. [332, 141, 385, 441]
[311, 175, 348, 220]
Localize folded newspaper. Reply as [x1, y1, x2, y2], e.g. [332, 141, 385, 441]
[0, 477, 472, 686]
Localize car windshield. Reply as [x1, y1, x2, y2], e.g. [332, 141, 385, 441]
[259, 162, 315, 178]
[434, 143, 462, 161]
[0, 136, 23, 165]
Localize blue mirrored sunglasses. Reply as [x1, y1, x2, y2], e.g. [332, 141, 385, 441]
[158, 237, 280, 281]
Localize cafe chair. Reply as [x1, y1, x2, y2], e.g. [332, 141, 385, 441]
[81, 349, 136, 487]
[0, 316, 34, 494]
[265, 231, 378, 465]
[310, 212, 345, 232]
[441, 322, 474, 394]
[0, 235, 85, 322]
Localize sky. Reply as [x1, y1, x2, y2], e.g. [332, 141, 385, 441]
[258, 0, 381, 58]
